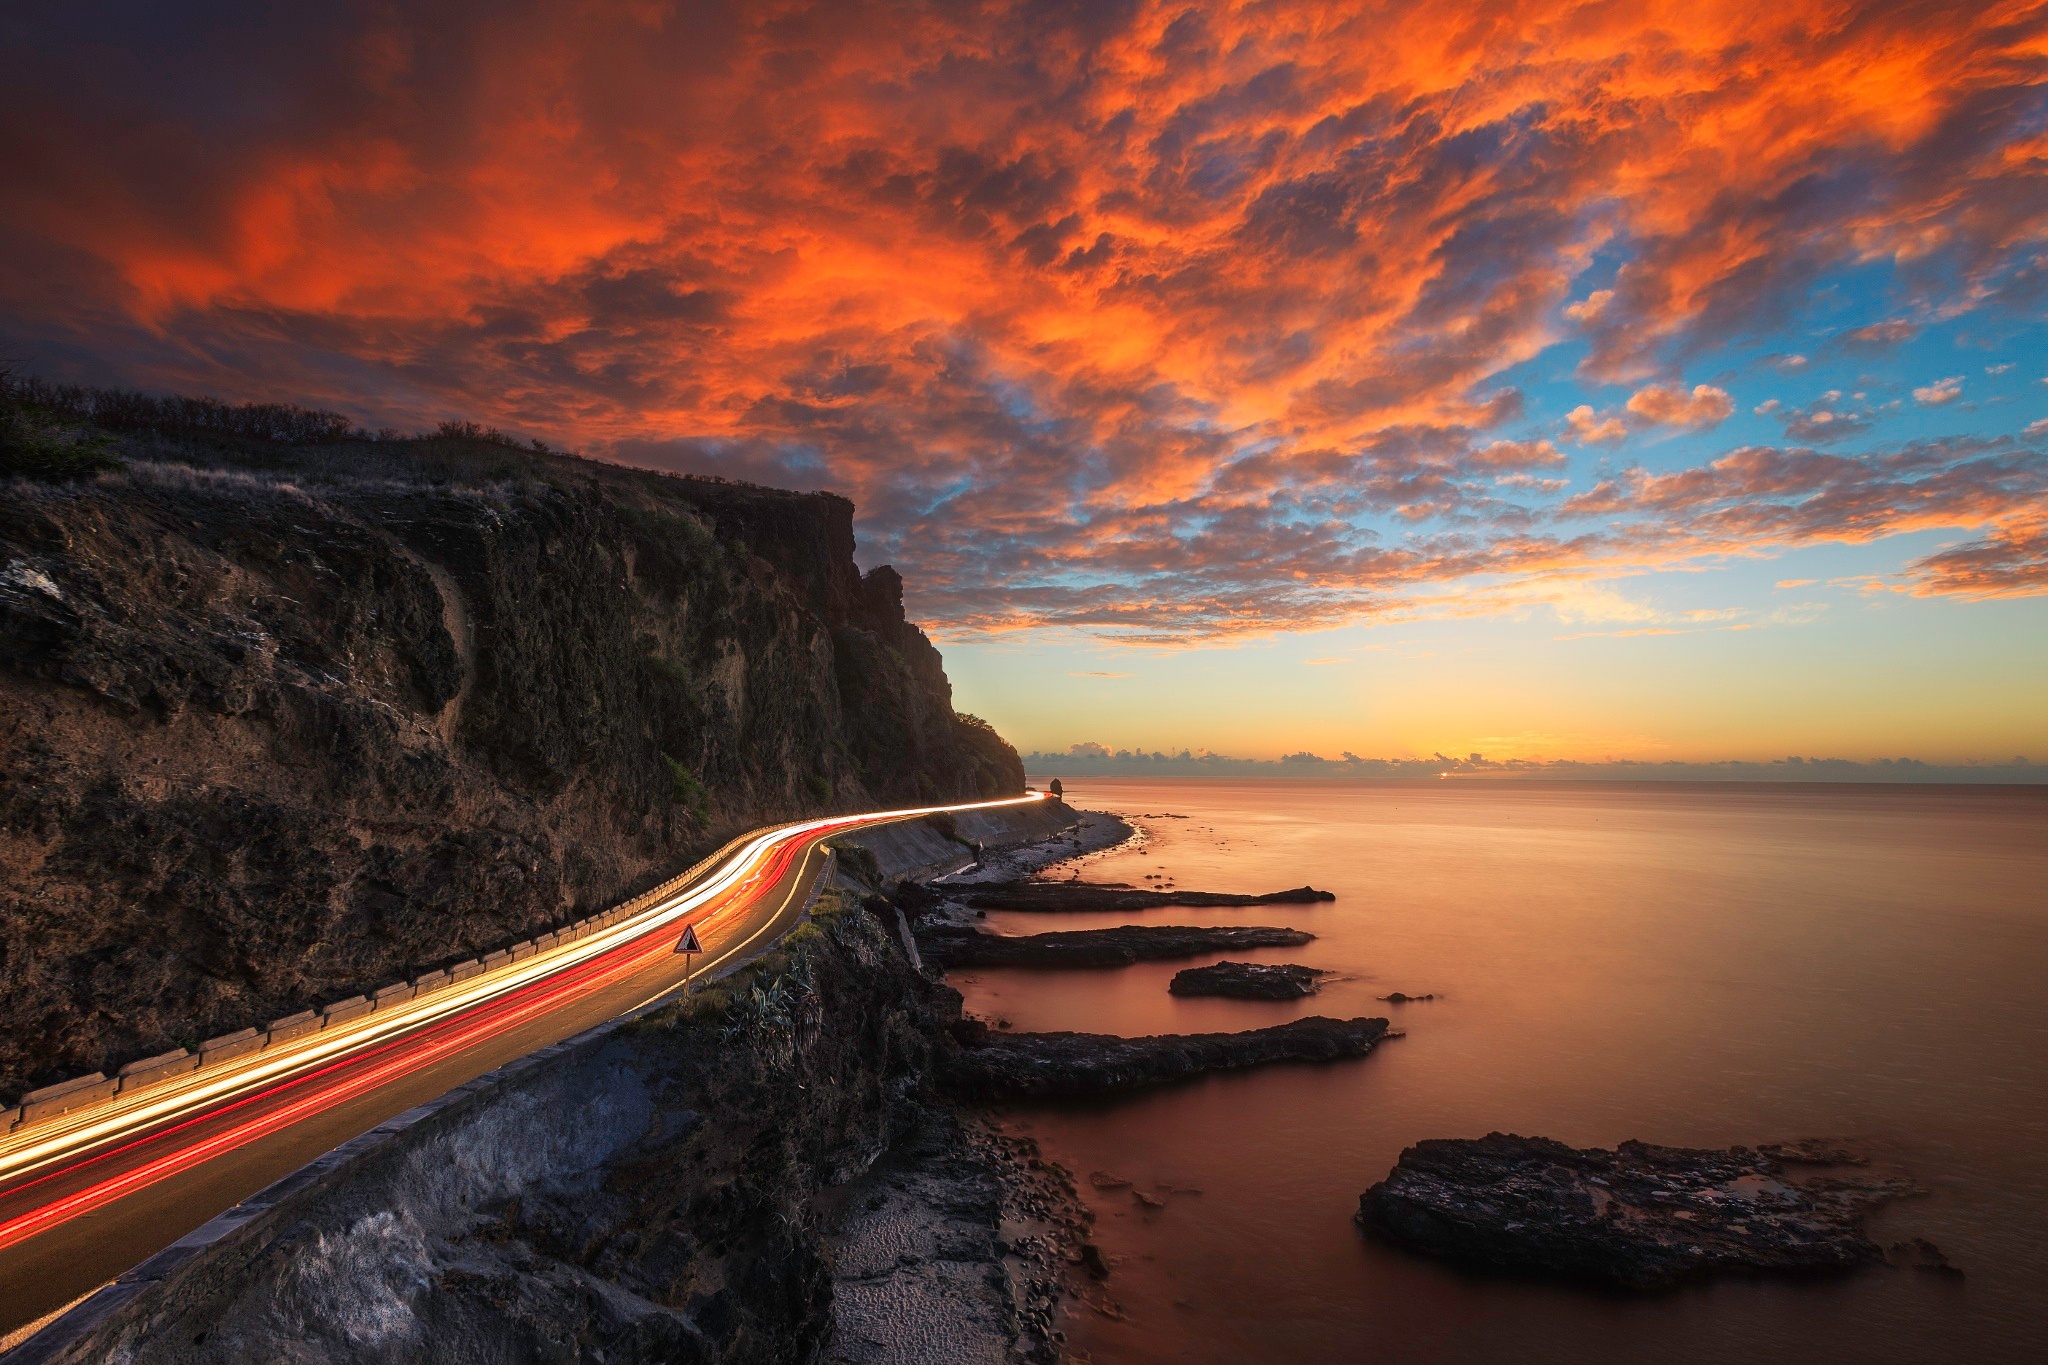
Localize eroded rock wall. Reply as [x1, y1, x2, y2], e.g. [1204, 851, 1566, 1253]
[0, 436, 1022, 1098]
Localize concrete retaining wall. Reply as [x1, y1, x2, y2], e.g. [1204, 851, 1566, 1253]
[830, 799, 1079, 886]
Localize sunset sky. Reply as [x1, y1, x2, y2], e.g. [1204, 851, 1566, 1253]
[5, 1, 2045, 762]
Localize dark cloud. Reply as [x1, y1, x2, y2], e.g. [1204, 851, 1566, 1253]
[1905, 518, 2048, 597]
[1833, 318, 1922, 351]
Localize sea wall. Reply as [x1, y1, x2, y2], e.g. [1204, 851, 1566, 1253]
[828, 798, 1081, 887]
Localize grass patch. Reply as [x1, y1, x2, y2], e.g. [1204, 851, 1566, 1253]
[809, 887, 859, 924]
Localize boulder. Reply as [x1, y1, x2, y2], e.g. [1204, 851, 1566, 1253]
[1358, 1132, 1927, 1290]
[1169, 961, 1325, 999]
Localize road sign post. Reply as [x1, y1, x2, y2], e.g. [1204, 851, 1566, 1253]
[674, 922, 703, 991]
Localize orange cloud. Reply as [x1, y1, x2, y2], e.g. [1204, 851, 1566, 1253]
[2, 0, 2046, 639]
[1626, 383, 1735, 430]
[1567, 405, 1629, 445]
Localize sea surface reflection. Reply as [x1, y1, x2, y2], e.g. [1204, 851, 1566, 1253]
[954, 779, 2048, 1364]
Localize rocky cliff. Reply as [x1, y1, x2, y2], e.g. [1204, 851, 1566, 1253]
[0, 390, 1022, 1100]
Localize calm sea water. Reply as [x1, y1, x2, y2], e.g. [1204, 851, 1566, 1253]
[956, 779, 2048, 1364]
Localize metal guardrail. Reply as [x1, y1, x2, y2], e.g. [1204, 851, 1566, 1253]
[0, 821, 790, 1142]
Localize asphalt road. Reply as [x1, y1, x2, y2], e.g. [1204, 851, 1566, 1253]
[0, 794, 1040, 1337]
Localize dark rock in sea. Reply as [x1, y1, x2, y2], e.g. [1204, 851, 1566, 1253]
[1169, 961, 1325, 999]
[1357, 1132, 1927, 1290]
[948, 1016, 1391, 1098]
[1887, 1237, 1964, 1277]
[963, 881, 1334, 912]
[1377, 992, 1434, 1003]
[919, 924, 1314, 969]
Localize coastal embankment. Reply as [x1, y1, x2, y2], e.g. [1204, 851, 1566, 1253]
[7, 800, 1086, 1365]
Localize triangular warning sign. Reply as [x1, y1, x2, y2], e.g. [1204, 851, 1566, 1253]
[675, 923, 703, 954]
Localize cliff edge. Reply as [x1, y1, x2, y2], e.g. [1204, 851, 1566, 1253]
[0, 385, 1023, 1100]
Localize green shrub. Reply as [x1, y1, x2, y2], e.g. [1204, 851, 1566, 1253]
[662, 752, 711, 824]
[644, 654, 698, 703]
[805, 773, 832, 804]
[0, 391, 121, 482]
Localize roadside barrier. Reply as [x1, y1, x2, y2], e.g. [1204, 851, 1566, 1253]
[0, 799, 1052, 1145]
[0, 816, 827, 1141]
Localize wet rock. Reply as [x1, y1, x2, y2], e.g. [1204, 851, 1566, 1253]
[826, 1112, 1083, 1364]
[964, 881, 1334, 912]
[1169, 961, 1325, 999]
[889, 879, 946, 917]
[920, 924, 1313, 969]
[949, 1016, 1391, 1098]
[1377, 992, 1435, 1003]
[1887, 1237, 1964, 1277]
[1358, 1132, 1928, 1290]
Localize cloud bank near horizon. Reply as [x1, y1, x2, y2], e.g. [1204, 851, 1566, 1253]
[5, 0, 2048, 640]
[1022, 744, 2045, 784]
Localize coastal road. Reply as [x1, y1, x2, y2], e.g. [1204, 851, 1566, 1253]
[0, 793, 1043, 1340]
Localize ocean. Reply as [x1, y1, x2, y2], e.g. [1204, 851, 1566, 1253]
[956, 779, 2048, 1363]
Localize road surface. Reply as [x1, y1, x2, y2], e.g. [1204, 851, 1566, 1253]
[0, 794, 1042, 1338]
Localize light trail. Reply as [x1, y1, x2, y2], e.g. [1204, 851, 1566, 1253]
[0, 793, 1043, 1263]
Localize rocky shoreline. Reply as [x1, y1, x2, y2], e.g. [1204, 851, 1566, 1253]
[919, 924, 1314, 970]
[961, 882, 1334, 912]
[823, 1110, 1083, 1363]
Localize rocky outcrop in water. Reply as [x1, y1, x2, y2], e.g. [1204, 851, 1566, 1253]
[1169, 961, 1325, 999]
[963, 882, 1333, 911]
[1357, 1132, 1927, 1290]
[918, 924, 1314, 969]
[0, 407, 1022, 1100]
[949, 1016, 1390, 1098]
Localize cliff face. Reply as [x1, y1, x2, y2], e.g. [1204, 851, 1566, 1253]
[0, 428, 1022, 1099]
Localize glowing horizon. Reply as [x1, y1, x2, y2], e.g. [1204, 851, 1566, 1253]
[4, 1, 2045, 764]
